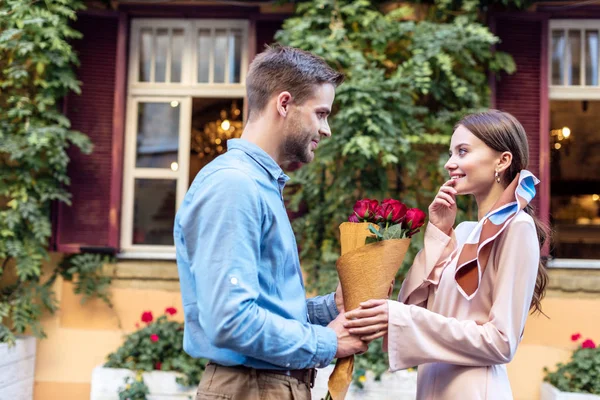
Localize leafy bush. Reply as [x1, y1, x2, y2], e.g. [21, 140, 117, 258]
[0, 0, 114, 345]
[105, 308, 208, 398]
[276, 0, 518, 384]
[544, 333, 600, 394]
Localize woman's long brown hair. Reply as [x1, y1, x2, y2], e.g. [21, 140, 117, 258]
[457, 110, 549, 315]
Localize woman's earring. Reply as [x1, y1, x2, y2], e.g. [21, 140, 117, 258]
[495, 171, 501, 183]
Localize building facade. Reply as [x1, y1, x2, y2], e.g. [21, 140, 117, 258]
[34, 2, 600, 399]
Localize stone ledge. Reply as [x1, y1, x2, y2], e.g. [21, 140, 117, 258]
[548, 268, 600, 294]
[103, 260, 179, 280]
[100, 260, 180, 291]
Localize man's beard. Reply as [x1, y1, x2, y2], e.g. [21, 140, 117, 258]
[281, 116, 314, 164]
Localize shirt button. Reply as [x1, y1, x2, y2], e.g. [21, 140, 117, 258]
[230, 277, 238, 285]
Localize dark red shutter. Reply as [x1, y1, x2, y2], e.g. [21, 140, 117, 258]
[256, 20, 283, 52]
[492, 15, 550, 221]
[53, 12, 126, 254]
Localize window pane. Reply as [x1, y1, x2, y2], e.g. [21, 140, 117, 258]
[171, 29, 184, 83]
[136, 102, 180, 168]
[228, 29, 243, 83]
[552, 30, 565, 85]
[586, 30, 598, 86]
[197, 29, 211, 83]
[155, 28, 169, 83]
[139, 28, 152, 82]
[190, 98, 244, 181]
[133, 179, 176, 245]
[550, 100, 600, 259]
[214, 29, 227, 83]
[568, 30, 581, 86]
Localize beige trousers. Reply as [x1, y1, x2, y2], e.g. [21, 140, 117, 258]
[195, 364, 312, 400]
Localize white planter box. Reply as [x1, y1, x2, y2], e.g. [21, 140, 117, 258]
[312, 364, 417, 400]
[0, 336, 37, 400]
[90, 366, 196, 400]
[541, 382, 600, 400]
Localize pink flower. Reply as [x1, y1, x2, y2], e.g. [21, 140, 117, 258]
[141, 311, 153, 324]
[571, 333, 582, 341]
[348, 214, 360, 223]
[582, 339, 596, 349]
[150, 334, 159, 342]
[165, 307, 177, 316]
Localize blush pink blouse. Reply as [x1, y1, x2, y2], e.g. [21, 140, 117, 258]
[386, 212, 539, 400]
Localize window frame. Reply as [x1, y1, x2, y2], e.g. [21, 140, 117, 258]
[120, 18, 249, 258]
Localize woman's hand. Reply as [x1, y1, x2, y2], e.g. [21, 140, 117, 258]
[343, 299, 389, 342]
[428, 179, 458, 236]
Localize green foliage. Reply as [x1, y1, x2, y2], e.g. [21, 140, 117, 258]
[105, 310, 208, 399]
[544, 341, 600, 394]
[59, 253, 114, 307]
[119, 373, 150, 400]
[276, 0, 514, 383]
[0, 0, 107, 345]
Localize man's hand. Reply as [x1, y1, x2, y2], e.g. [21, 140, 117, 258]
[327, 312, 368, 358]
[344, 299, 389, 342]
[335, 281, 344, 313]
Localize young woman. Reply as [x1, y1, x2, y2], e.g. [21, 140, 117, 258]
[345, 110, 549, 399]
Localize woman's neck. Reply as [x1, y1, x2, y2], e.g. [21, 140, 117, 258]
[475, 183, 507, 220]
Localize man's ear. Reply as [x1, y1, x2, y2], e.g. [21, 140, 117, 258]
[497, 151, 513, 174]
[277, 91, 293, 117]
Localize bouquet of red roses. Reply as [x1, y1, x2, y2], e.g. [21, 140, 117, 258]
[327, 199, 426, 400]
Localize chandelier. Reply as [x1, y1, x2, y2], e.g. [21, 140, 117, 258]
[191, 100, 243, 160]
[550, 126, 572, 152]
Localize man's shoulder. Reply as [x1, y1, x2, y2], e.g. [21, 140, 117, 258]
[194, 152, 257, 188]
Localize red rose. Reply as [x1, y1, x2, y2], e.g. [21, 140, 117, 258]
[582, 339, 596, 349]
[141, 311, 153, 324]
[353, 199, 379, 221]
[155, 362, 162, 370]
[348, 214, 360, 223]
[150, 334, 159, 342]
[376, 199, 407, 224]
[571, 333, 582, 341]
[165, 307, 177, 316]
[405, 208, 426, 230]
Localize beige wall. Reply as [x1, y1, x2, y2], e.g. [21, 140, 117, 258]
[33, 256, 183, 400]
[508, 291, 600, 400]
[31, 257, 600, 400]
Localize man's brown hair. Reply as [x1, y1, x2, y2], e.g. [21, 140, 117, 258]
[246, 45, 345, 119]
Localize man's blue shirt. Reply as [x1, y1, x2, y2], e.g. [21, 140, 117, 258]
[174, 138, 338, 370]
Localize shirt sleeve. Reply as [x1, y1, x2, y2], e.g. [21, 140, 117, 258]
[307, 292, 339, 326]
[399, 222, 458, 307]
[179, 168, 337, 369]
[387, 219, 539, 370]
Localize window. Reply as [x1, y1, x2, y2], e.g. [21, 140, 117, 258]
[549, 100, 600, 263]
[550, 20, 600, 99]
[121, 19, 249, 258]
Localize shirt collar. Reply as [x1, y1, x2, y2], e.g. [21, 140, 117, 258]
[227, 139, 290, 185]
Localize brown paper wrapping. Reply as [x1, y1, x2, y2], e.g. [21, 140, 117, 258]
[327, 222, 411, 400]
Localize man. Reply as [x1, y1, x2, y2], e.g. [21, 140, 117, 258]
[174, 45, 368, 400]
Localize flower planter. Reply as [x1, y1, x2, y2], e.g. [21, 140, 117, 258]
[312, 364, 418, 400]
[0, 336, 37, 400]
[90, 365, 196, 400]
[541, 382, 600, 400]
